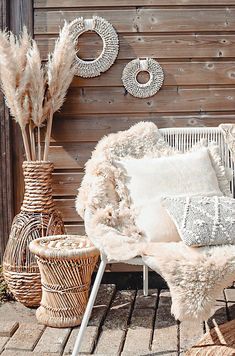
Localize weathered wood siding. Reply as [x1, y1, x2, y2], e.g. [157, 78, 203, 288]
[0, 0, 35, 261]
[0, 0, 13, 261]
[32, 1, 235, 248]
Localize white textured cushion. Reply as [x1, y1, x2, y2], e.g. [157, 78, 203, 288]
[192, 142, 231, 197]
[116, 148, 224, 242]
[136, 199, 181, 242]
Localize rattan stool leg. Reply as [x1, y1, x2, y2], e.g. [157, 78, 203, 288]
[72, 256, 107, 356]
[143, 264, 149, 296]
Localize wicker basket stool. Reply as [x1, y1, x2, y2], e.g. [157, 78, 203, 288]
[185, 319, 235, 355]
[29, 235, 99, 328]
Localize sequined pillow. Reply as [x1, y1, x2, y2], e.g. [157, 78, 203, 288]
[162, 196, 235, 247]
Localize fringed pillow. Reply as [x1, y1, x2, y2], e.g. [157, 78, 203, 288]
[162, 196, 235, 247]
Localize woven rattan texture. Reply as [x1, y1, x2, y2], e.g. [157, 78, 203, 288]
[186, 319, 235, 355]
[3, 161, 65, 307]
[31, 235, 99, 327]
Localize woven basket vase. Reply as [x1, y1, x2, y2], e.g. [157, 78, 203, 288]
[3, 161, 65, 307]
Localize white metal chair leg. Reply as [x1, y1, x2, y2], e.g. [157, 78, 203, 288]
[143, 264, 149, 296]
[72, 257, 107, 356]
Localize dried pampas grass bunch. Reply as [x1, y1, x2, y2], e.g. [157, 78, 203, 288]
[0, 22, 76, 161]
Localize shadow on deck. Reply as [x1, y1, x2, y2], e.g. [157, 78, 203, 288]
[0, 285, 234, 355]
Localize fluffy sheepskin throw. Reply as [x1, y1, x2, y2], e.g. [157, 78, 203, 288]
[76, 122, 235, 322]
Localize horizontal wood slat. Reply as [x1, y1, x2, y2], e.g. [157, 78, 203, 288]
[52, 172, 83, 196]
[61, 87, 235, 115]
[65, 224, 85, 235]
[36, 34, 235, 60]
[49, 115, 234, 171]
[34, 8, 235, 34]
[49, 142, 95, 169]
[34, 0, 235, 8]
[50, 115, 234, 202]
[70, 61, 235, 87]
[55, 198, 81, 222]
[51, 114, 235, 142]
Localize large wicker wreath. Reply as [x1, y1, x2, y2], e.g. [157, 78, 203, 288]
[122, 58, 164, 98]
[69, 16, 119, 78]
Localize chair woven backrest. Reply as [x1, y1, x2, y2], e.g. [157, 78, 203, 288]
[160, 127, 235, 197]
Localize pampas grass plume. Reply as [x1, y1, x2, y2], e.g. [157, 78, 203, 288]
[0, 23, 77, 161]
[43, 21, 77, 160]
[46, 21, 77, 115]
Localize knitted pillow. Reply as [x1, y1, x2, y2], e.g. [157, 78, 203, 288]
[162, 196, 235, 247]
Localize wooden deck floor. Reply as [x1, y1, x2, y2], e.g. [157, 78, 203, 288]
[0, 285, 234, 356]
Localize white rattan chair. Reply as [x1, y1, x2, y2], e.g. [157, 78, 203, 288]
[72, 126, 235, 356]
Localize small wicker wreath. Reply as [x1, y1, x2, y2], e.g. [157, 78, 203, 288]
[122, 58, 164, 98]
[69, 16, 119, 78]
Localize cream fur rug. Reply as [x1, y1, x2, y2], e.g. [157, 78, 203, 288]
[76, 122, 235, 322]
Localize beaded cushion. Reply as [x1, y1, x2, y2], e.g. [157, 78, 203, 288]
[162, 196, 235, 247]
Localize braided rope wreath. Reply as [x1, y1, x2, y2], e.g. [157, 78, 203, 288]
[122, 58, 164, 98]
[69, 16, 119, 78]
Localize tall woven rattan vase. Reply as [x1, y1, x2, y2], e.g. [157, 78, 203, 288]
[3, 161, 65, 307]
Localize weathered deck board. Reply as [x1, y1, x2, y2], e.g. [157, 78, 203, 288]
[63, 284, 116, 355]
[0, 322, 19, 338]
[180, 321, 204, 354]
[0, 285, 233, 355]
[0, 301, 37, 324]
[34, 327, 71, 354]
[95, 291, 135, 355]
[64, 326, 97, 355]
[5, 324, 45, 352]
[121, 310, 155, 355]
[152, 290, 178, 355]
[122, 290, 157, 355]
[135, 289, 158, 310]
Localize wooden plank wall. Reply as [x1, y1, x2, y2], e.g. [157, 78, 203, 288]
[33, 0, 235, 254]
[0, 0, 13, 261]
[0, 0, 34, 261]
